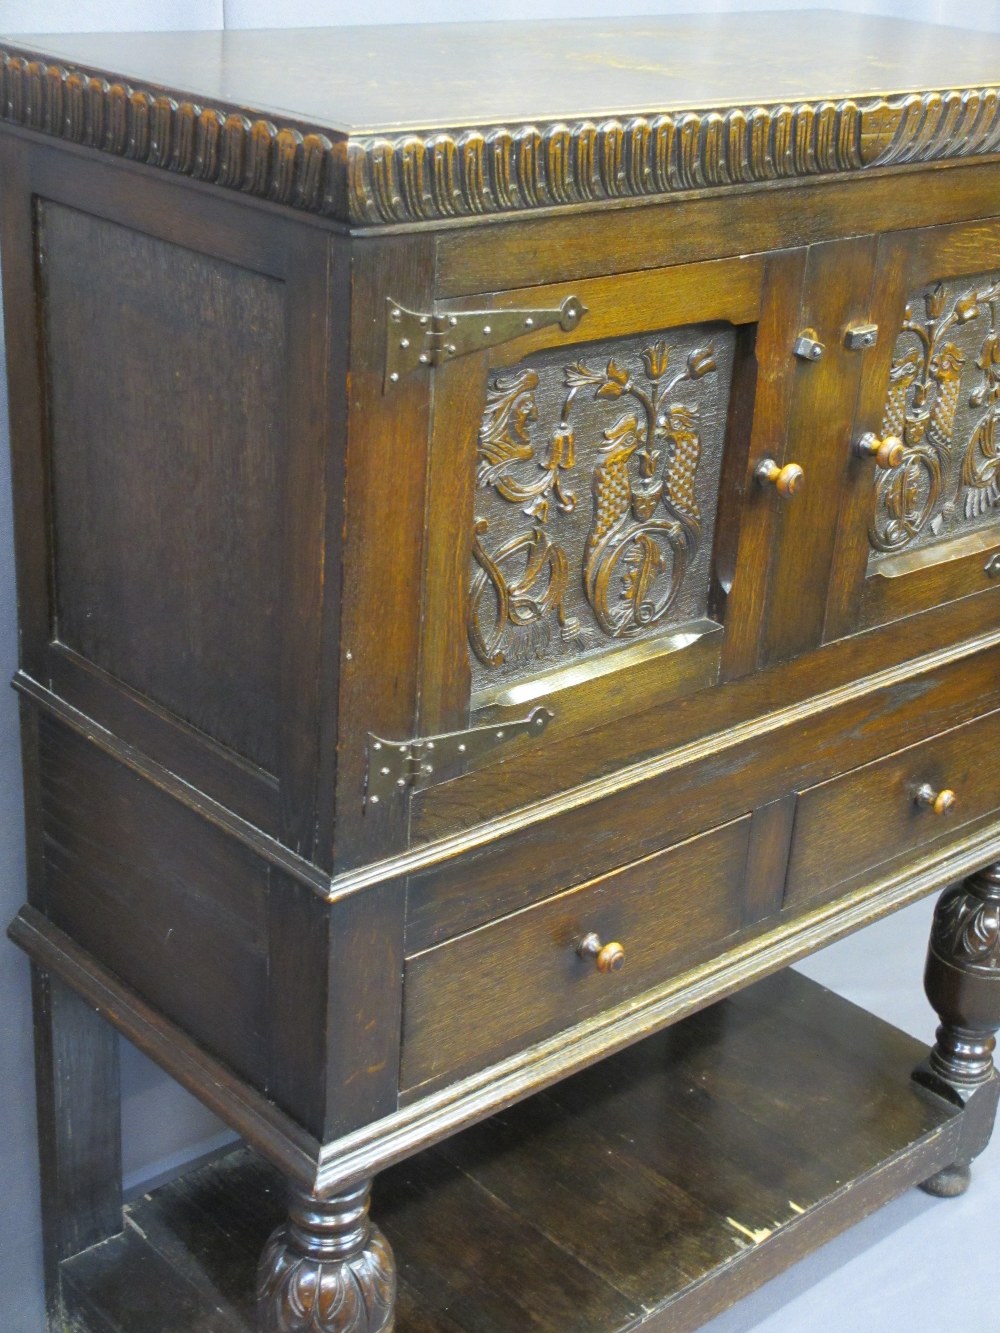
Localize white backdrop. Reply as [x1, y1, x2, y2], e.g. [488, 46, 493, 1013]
[0, 4, 997, 1331]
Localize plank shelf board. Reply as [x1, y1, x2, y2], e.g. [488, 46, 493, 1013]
[58, 969, 960, 1332]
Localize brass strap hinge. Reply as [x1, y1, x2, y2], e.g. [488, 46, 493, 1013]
[384, 295, 585, 390]
[365, 706, 553, 806]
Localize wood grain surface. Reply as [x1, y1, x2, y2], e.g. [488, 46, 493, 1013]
[57, 971, 962, 1333]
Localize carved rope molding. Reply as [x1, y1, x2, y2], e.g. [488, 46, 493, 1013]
[3, 51, 1000, 225]
[0, 52, 348, 217]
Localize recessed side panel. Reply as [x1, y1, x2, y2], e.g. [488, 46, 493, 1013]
[468, 323, 736, 703]
[39, 200, 285, 773]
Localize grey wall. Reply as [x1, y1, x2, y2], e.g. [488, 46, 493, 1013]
[0, 4, 997, 1332]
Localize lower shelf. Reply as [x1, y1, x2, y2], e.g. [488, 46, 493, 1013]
[60, 969, 961, 1332]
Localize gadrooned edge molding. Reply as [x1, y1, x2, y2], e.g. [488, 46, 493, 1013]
[3, 50, 1000, 225]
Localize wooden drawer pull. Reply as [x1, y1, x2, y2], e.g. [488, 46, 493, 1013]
[914, 784, 957, 816]
[577, 932, 626, 973]
[855, 432, 904, 469]
[755, 458, 804, 497]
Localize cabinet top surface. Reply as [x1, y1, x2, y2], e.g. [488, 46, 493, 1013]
[5, 11, 999, 135]
[4, 11, 1000, 227]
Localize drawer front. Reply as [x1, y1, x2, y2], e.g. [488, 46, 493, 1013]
[400, 815, 751, 1092]
[785, 706, 1000, 907]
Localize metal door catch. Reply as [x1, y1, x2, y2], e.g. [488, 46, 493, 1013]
[845, 323, 878, 350]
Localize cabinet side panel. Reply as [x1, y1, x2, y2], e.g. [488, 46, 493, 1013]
[37, 713, 269, 1087]
[39, 199, 285, 774]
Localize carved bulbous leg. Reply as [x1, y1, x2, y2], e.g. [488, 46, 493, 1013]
[914, 864, 1000, 1198]
[257, 1179, 396, 1332]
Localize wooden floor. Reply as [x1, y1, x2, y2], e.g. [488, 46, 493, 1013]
[58, 970, 961, 1332]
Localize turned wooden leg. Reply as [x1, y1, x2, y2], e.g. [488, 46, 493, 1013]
[914, 864, 1000, 1198]
[257, 1178, 396, 1332]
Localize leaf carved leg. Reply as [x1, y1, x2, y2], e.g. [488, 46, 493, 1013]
[257, 1178, 396, 1332]
[914, 864, 1000, 1197]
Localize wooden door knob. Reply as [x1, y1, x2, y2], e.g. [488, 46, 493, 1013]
[755, 458, 804, 497]
[914, 784, 957, 816]
[577, 932, 625, 973]
[855, 432, 904, 468]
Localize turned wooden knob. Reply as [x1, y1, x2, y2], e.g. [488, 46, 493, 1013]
[855, 432, 904, 469]
[914, 784, 957, 816]
[577, 932, 625, 973]
[755, 458, 804, 497]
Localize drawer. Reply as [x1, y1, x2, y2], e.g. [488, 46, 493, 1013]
[400, 814, 751, 1092]
[784, 706, 1000, 907]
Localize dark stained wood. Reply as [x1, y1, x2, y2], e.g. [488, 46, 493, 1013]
[411, 582, 1000, 847]
[12, 14, 1000, 141]
[860, 536, 1000, 632]
[0, 135, 52, 684]
[41, 198, 286, 774]
[785, 705, 1000, 911]
[413, 347, 484, 739]
[311, 237, 353, 870]
[741, 795, 797, 926]
[825, 214, 1000, 643]
[407, 640, 1000, 950]
[275, 230, 337, 860]
[423, 250, 771, 772]
[321, 877, 407, 1140]
[10, 907, 323, 1194]
[9, 16, 1000, 227]
[716, 250, 807, 678]
[401, 817, 751, 1091]
[31, 968, 122, 1324]
[37, 714, 270, 1087]
[1, 141, 339, 842]
[257, 1180, 395, 1333]
[265, 871, 332, 1142]
[328, 232, 436, 873]
[57, 972, 966, 1333]
[761, 237, 876, 663]
[437, 159, 1000, 297]
[5, 20, 1000, 1331]
[916, 864, 1000, 1197]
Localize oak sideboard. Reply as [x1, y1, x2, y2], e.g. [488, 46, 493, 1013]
[3, 12, 1000, 1331]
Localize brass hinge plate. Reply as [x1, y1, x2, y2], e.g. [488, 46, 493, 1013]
[384, 295, 585, 390]
[365, 706, 553, 806]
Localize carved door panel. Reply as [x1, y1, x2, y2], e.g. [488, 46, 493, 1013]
[826, 219, 1000, 640]
[405, 249, 808, 829]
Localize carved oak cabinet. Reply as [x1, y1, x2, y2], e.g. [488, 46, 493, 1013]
[4, 12, 1000, 1331]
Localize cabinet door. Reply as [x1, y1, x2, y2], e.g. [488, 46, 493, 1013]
[407, 249, 806, 820]
[826, 219, 1000, 639]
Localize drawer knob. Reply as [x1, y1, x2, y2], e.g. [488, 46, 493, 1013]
[855, 432, 904, 469]
[914, 784, 957, 817]
[577, 932, 625, 973]
[986, 553, 1000, 579]
[755, 458, 804, 497]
